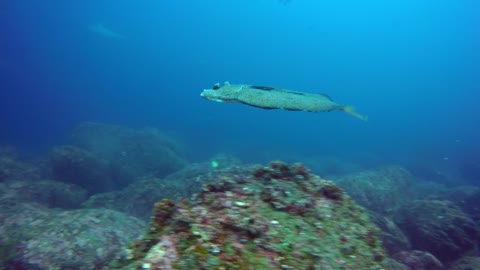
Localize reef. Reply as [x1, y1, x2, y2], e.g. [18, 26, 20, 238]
[43, 122, 188, 193]
[112, 161, 387, 269]
[0, 179, 88, 209]
[300, 155, 366, 179]
[0, 148, 146, 269]
[393, 199, 480, 263]
[333, 165, 480, 267]
[46, 145, 116, 193]
[447, 256, 480, 270]
[0, 208, 144, 270]
[369, 214, 411, 256]
[83, 161, 236, 221]
[1, 204, 145, 269]
[336, 166, 414, 215]
[444, 186, 480, 225]
[71, 122, 187, 179]
[392, 250, 444, 270]
[0, 145, 39, 182]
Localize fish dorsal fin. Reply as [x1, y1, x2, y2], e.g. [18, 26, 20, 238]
[223, 81, 231, 87]
[251, 85, 275, 91]
[318, 93, 333, 101]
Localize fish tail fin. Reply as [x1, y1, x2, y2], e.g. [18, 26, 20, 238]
[341, 106, 368, 121]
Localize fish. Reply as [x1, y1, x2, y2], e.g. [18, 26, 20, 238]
[200, 81, 368, 121]
[88, 23, 125, 39]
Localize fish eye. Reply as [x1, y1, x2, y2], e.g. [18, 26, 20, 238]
[212, 83, 220, 90]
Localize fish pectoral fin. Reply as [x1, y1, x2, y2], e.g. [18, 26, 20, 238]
[341, 106, 368, 121]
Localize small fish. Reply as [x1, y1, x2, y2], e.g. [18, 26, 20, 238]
[200, 82, 368, 121]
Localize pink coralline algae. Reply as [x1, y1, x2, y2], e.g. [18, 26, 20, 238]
[112, 161, 388, 270]
[142, 235, 179, 269]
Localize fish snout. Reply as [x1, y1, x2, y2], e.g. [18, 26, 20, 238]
[200, 89, 225, 103]
[200, 90, 211, 99]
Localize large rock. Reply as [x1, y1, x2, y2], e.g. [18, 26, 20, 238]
[336, 166, 414, 214]
[393, 200, 480, 263]
[0, 166, 145, 269]
[410, 180, 448, 200]
[370, 213, 411, 256]
[384, 259, 410, 270]
[43, 123, 189, 193]
[1, 202, 145, 270]
[83, 162, 230, 220]
[0, 179, 88, 209]
[83, 176, 189, 221]
[447, 256, 480, 270]
[112, 161, 387, 269]
[392, 250, 444, 270]
[444, 186, 480, 225]
[299, 156, 365, 178]
[0, 146, 39, 182]
[71, 122, 187, 179]
[46, 145, 118, 193]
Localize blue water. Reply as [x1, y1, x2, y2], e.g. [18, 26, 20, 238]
[1, 1, 478, 180]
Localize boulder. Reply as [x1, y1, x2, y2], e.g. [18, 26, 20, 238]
[393, 200, 480, 262]
[112, 162, 388, 269]
[336, 166, 414, 214]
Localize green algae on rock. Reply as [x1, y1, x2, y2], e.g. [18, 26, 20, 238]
[113, 161, 387, 270]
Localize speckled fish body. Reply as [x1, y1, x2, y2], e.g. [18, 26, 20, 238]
[200, 82, 368, 121]
[201, 82, 339, 112]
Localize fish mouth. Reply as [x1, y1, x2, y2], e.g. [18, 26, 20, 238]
[200, 90, 224, 102]
[200, 90, 211, 98]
